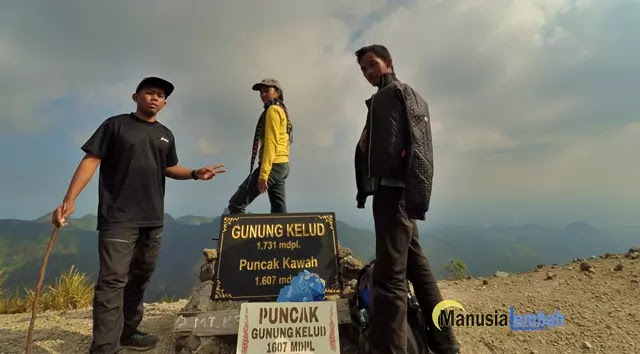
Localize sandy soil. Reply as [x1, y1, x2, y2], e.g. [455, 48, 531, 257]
[0, 300, 188, 354]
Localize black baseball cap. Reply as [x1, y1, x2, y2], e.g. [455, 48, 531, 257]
[136, 76, 174, 98]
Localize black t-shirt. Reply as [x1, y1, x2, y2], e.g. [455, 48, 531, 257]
[81, 113, 179, 230]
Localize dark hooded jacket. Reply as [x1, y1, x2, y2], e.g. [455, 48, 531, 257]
[355, 73, 434, 220]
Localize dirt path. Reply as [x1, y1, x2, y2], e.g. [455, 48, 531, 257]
[1, 256, 638, 353]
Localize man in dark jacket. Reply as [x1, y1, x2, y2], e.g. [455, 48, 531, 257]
[354, 45, 460, 354]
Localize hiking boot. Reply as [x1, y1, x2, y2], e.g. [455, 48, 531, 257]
[120, 330, 158, 351]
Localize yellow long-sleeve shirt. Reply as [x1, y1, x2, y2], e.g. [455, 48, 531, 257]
[259, 105, 290, 180]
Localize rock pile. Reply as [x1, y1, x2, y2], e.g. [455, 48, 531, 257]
[338, 246, 364, 299]
[198, 248, 217, 282]
[173, 243, 366, 354]
[580, 262, 594, 272]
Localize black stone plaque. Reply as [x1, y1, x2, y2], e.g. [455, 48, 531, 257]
[210, 212, 341, 301]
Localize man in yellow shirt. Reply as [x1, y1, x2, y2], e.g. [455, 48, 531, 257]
[227, 78, 292, 214]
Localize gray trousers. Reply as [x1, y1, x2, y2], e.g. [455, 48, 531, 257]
[228, 162, 290, 214]
[90, 226, 163, 354]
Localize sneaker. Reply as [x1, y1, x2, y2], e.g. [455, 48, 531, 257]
[120, 330, 158, 351]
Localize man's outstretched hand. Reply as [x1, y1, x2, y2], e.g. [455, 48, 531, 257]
[195, 164, 226, 180]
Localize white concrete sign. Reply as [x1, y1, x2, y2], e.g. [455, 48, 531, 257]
[236, 301, 340, 354]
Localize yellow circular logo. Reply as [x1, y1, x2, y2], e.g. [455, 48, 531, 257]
[432, 300, 465, 330]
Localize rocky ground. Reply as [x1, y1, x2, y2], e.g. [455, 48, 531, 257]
[0, 300, 188, 354]
[1, 249, 638, 354]
[439, 250, 640, 354]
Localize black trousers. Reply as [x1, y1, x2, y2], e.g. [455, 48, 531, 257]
[89, 226, 163, 354]
[369, 186, 460, 354]
[228, 162, 290, 214]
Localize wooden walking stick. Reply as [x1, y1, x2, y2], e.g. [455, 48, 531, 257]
[26, 204, 65, 354]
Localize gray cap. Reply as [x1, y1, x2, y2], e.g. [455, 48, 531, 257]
[252, 78, 282, 91]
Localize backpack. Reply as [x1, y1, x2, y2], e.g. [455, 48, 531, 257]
[351, 260, 431, 354]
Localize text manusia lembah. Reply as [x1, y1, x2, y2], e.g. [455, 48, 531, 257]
[231, 223, 326, 239]
[439, 307, 565, 331]
[239, 256, 319, 271]
[440, 309, 509, 328]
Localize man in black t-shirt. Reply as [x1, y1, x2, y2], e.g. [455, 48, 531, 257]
[51, 77, 226, 354]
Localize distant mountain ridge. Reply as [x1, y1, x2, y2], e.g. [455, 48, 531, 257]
[1, 213, 224, 301]
[174, 215, 215, 226]
[32, 213, 213, 230]
[1, 213, 637, 301]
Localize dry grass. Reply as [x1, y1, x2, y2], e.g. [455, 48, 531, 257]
[0, 269, 5, 294]
[0, 266, 94, 314]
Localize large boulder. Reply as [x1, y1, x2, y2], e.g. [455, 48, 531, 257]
[626, 247, 640, 260]
[199, 248, 218, 282]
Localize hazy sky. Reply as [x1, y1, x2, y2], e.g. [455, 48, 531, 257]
[0, 0, 638, 230]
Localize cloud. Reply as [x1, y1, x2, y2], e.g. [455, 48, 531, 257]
[0, 0, 638, 226]
[349, 0, 640, 201]
[196, 138, 220, 156]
